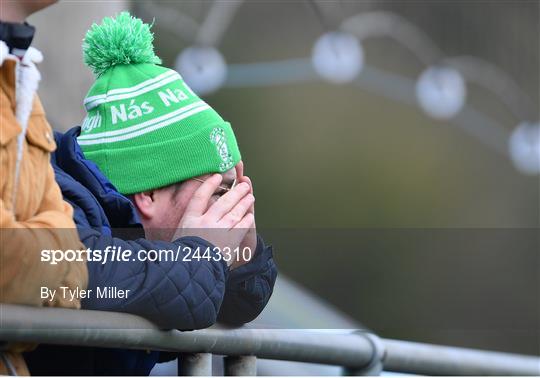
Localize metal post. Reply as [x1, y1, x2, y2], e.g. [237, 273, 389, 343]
[224, 355, 257, 376]
[343, 361, 383, 376]
[178, 353, 212, 376]
[343, 332, 385, 376]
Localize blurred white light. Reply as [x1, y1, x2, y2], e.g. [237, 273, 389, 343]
[312, 31, 364, 84]
[175, 46, 227, 95]
[509, 122, 540, 175]
[416, 66, 466, 120]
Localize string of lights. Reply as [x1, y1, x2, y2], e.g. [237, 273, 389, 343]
[142, 2, 540, 176]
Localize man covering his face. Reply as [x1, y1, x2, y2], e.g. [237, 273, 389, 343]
[24, 12, 277, 376]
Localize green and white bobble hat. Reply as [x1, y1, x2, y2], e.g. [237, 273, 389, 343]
[79, 12, 241, 195]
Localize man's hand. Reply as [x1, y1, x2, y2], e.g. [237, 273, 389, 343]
[174, 174, 255, 266]
[229, 161, 257, 270]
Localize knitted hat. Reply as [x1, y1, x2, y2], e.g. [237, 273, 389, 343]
[78, 12, 241, 195]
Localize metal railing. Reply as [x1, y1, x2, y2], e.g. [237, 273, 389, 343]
[0, 304, 538, 376]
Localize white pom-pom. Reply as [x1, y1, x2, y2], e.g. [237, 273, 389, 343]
[22, 47, 43, 65]
[175, 46, 227, 95]
[0, 41, 9, 66]
[312, 31, 364, 84]
[416, 66, 466, 120]
[509, 121, 540, 175]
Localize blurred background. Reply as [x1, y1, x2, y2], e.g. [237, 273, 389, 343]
[30, 0, 538, 361]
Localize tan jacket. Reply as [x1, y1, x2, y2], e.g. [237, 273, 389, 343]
[0, 53, 88, 375]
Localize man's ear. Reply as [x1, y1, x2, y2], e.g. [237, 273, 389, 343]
[131, 191, 156, 220]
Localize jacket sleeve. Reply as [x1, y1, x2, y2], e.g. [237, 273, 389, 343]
[78, 226, 229, 331]
[217, 235, 277, 326]
[0, 164, 88, 308]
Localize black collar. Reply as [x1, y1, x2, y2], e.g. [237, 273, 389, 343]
[0, 21, 35, 56]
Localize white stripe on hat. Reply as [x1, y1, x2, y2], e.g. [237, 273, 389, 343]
[79, 101, 207, 140]
[84, 70, 176, 104]
[78, 103, 210, 145]
[84, 70, 180, 111]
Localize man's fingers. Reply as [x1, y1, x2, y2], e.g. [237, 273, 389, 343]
[184, 174, 222, 216]
[206, 181, 251, 219]
[219, 194, 255, 228]
[233, 212, 255, 230]
[236, 161, 244, 179]
[239, 176, 255, 214]
[241, 176, 253, 194]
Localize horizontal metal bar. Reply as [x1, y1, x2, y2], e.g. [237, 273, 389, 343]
[383, 339, 540, 376]
[0, 304, 538, 375]
[0, 305, 373, 369]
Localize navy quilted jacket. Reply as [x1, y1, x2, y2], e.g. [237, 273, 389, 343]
[25, 127, 277, 375]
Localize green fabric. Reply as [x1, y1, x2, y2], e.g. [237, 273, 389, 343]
[79, 13, 241, 195]
[83, 11, 161, 77]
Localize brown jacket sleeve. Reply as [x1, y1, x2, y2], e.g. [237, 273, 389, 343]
[0, 165, 88, 308]
[0, 81, 87, 308]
